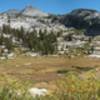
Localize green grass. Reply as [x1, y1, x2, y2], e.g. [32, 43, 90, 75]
[0, 72, 100, 100]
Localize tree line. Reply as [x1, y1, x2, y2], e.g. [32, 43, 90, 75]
[0, 25, 57, 55]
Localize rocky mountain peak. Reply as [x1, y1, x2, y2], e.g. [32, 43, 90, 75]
[60, 8, 100, 36]
[71, 8, 97, 15]
[21, 5, 48, 17]
[2, 9, 19, 16]
[69, 8, 100, 19]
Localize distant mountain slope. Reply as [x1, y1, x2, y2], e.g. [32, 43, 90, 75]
[0, 6, 66, 32]
[60, 9, 100, 36]
[0, 7, 98, 57]
[1, 7, 100, 36]
[2, 9, 19, 15]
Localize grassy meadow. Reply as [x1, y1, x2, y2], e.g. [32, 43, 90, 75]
[0, 55, 100, 99]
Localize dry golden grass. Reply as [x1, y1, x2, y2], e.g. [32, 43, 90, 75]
[0, 55, 99, 97]
[0, 55, 100, 84]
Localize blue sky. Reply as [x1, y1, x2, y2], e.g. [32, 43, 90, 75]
[0, 0, 100, 14]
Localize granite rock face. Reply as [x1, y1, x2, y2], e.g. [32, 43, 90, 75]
[60, 9, 100, 36]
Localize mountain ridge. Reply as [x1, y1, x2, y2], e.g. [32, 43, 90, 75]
[0, 7, 100, 36]
[0, 7, 99, 57]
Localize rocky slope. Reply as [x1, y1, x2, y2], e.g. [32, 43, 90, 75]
[21, 5, 48, 17]
[0, 6, 100, 58]
[0, 6, 66, 33]
[60, 8, 100, 36]
[1, 7, 100, 36]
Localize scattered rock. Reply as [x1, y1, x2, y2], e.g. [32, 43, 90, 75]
[28, 88, 48, 97]
[26, 52, 39, 57]
[7, 53, 15, 59]
[4, 49, 8, 53]
[88, 54, 100, 58]
[0, 56, 6, 60]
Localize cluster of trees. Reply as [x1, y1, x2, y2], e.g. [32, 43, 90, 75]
[0, 25, 57, 55]
[25, 30, 57, 55]
[0, 36, 13, 53]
